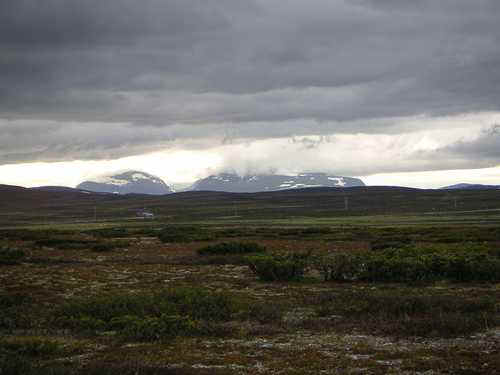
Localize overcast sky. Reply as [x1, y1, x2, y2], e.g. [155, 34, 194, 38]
[1, 0, 500, 188]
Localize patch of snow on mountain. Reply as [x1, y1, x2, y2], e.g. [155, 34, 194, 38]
[278, 183, 323, 190]
[328, 177, 346, 187]
[95, 176, 130, 186]
[132, 173, 150, 181]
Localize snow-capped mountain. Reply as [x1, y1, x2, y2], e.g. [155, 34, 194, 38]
[190, 172, 365, 193]
[77, 171, 173, 195]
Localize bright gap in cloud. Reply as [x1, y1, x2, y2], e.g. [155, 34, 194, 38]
[0, 120, 498, 189]
[0, 150, 223, 188]
[362, 166, 500, 189]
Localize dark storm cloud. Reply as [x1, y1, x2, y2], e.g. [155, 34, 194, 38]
[1, 0, 500, 167]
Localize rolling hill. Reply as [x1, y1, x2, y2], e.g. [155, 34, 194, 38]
[1, 183, 499, 226]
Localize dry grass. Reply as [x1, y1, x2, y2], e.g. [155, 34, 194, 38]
[0, 225, 499, 374]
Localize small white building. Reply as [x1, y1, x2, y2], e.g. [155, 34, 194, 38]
[136, 209, 155, 219]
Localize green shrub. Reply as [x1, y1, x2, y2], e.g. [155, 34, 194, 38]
[312, 290, 498, 337]
[316, 253, 364, 281]
[0, 229, 56, 242]
[158, 225, 213, 243]
[242, 303, 285, 324]
[198, 242, 266, 255]
[0, 338, 65, 375]
[57, 294, 165, 325]
[0, 294, 31, 330]
[315, 244, 500, 282]
[35, 237, 97, 250]
[0, 246, 25, 265]
[301, 226, 331, 235]
[91, 243, 115, 252]
[370, 239, 413, 251]
[55, 288, 235, 340]
[91, 240, 130, 252]
[190, 254, 249, 265]
[163, 287, 234, 321]
[246, 253, 309, 282]
[277, 227, 331, 237]
[113, 314, 200, 340]
[0, 293, 30, 309]
[85, 227, 130, 238]
[0, 354, 33, 375]
[0, 337, 61, 357]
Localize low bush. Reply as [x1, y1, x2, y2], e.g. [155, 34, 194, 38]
[111, 314, 200, 340]
[241, 302, 285, 324]
[0, 293, 31, 330]
[316, 253, 363, 281]
[276, 227, 331, 237]
[217, 227, 255, 238]
[35, 237, 97, 250]
[0, 337, 65, 375]
[91, 243, 115, 252]
[246, 253, 309, 281]
[158, 225, 213, 243]
[311, 290, 498, 337]
[370, 239, 413, 251]
[316, 244, 500, 282]
[186, 254, 249, 266]
[85, 227, 130, 238]
[0, 337, 62, 357]
[55, 288, 235, 340]
[301, 226, 332, 235]
[0, 354, 33, 375]
[0, 293, 30, 309]
[91, 240, 130, 252]
[197, 242, 266, 255]
[33, 235, 128, 252]
[0, 246, 25, 265]
[0, 229, 56, 242]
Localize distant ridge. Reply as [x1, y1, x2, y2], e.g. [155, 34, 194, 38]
[31, 186, 90, 193]
[2, 183, 500, 226]
[191, 172, 365, 193]
[440, 183, 500, 190]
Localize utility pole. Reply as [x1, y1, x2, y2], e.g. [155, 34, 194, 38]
[453, 197, 458, 209]
[94, 206, 97, 222]
[344, 196, 349, 211]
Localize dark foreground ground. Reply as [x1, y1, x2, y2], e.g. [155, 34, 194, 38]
[0, 219, 499, 374]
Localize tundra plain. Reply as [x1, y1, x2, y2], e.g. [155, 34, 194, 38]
[0, 186, 499, 374]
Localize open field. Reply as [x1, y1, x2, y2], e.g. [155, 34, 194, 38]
[1, 184, 500, 226]
[0, 186, 499, 373]
[1, 210, 499, 374]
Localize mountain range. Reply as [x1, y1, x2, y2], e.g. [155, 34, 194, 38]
[26, 170, 500, 195]
[77, 171, 173, 195]
[73, 171, 366, 195]
[191, 172, 365, 193]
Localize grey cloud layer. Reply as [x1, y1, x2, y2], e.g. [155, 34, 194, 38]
[1, 0, 500, 170]
[438, 125, 500, 168]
